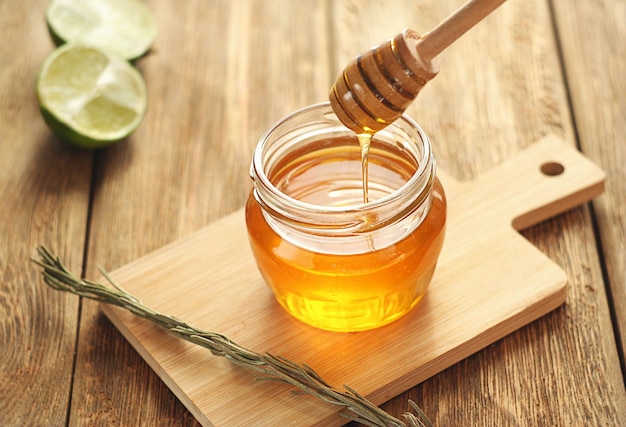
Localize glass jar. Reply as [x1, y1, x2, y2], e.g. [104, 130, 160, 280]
[245, 102, 446, 332]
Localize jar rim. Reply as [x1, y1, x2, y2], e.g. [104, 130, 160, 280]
[251, 101, 434, 217]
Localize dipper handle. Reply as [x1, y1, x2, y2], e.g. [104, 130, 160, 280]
[417, 0, 508, 61]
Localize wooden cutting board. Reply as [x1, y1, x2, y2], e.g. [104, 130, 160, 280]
[102, 135, 604, 426]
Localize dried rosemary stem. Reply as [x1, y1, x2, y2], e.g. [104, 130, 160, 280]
[32, 245, 432, 427]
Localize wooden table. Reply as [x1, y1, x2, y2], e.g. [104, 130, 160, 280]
[2, 0, 625, 425]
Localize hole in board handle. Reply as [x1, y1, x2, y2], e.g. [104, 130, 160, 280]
[540, 162, 565, 176]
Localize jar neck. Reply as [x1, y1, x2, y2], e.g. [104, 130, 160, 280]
[250, 102, 435, 239]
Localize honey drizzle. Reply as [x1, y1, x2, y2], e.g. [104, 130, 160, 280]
[357, 133, 373, 204]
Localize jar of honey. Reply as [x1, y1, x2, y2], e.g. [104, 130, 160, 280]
[245, 102, 446, 332]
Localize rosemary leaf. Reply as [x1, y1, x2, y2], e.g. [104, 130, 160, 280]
[32, 245, 431, 427]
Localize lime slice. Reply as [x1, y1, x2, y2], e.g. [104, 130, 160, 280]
[45, 0, 157, 61]
[37, 44, 148, 149]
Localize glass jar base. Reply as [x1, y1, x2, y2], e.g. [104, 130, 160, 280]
[276, 291, 426, 332]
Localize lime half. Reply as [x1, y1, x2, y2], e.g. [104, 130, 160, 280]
[46, 0, 157, 61]
[37, 44, 148, 149]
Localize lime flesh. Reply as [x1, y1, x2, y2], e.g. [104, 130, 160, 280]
[37, 44, 148, 149]
[46, 0, 157, 61]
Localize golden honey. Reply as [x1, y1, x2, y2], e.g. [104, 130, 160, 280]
[246, 102, 446, 332]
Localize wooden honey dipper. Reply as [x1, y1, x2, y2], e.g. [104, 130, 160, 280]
[330, 0, 508, 134]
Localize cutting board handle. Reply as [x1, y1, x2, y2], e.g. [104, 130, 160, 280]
[451, 135, 605, 230]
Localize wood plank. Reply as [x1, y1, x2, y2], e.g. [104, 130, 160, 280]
[328, 0, 626, 425]
[69, 0, 330, 425]
[0, 1, 92, 425]
[552, 0, 626, 368]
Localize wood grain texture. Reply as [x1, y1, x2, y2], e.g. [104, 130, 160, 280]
[0, 1, 92, 425]
[552, 0, 626, 370]
[331, 0, 574, 182]
[416, 0, 508, 60]
[330, 0, 626, 425]
[70, 0, 331, 425]
[3, 0, 624, 425]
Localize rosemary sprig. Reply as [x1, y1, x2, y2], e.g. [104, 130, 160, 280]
[32, 245, 432, 427]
